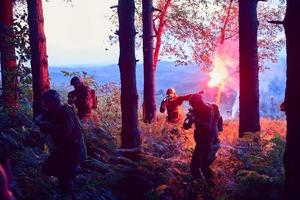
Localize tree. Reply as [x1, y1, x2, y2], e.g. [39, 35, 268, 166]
[26, 0, 50, 117]
[281, 0, 300, 198]
[0, 0, 18, 117]
[238, 0, 260, 137]
[142, 0, 156, 123]
[117, 0, 141, 148]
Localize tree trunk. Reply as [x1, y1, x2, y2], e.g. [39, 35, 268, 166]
[0, 0, 18, 117]
[153, 0, 171, 69]
[283, 0, 300, 199]
[26, 0, 50, 117]
[118, 0, 141, 148]
[238, 0, 260, 137]
[142, 0, 156, 123]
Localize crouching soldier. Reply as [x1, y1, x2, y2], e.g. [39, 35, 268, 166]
[183, 93, 221, 186]
[160, 88, 191, 123]
[37, 90, 87, 194]
[68, 76, 94, 120]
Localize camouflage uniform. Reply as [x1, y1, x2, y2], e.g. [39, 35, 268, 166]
[40, 104, 87, 191]
[183, 94, 220, 184]
[160, 94, 191, 122]
[68, 84, 93, 120]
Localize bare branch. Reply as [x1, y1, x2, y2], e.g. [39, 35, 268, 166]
[153, 8, 162, 12]
[110, 5, 118, 9]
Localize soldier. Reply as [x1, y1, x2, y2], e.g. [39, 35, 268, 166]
[183, 93, 221, 186]
[68, 76, 93, 120]
[160, 88, 191, 123]
[37, 90, 87, 194]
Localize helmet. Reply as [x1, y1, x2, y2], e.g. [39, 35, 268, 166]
[42, 90, 61, 104]
[70, 76, 83, 86]
[189, 93, 204, 108]
[166, 88, 176, 96]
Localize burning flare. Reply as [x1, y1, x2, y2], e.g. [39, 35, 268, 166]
[208, 56, 229, 88]
[208, 54, 229, 106]
[208, 40, 238, 106]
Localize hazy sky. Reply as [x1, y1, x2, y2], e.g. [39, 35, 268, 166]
[43, 0, 285, 67]
[43, 0, 120, 66]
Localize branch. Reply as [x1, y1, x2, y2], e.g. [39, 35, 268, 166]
[153, 8, 162, 12]
[110, 5, 118, 9]
[268, 20, 284, 25]
[257, 0, 268, 2]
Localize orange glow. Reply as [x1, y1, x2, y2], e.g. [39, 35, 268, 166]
[208, 56, 228, 88]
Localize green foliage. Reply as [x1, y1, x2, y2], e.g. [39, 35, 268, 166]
[232, 132, 285, 200]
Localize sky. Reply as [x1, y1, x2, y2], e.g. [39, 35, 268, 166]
[43, 0, 120, 66]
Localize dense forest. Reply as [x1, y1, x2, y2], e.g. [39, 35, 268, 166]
[0, 0, 299, 200]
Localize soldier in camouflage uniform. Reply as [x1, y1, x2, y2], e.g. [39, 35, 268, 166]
[183, 93, 221, 185]
[160, 88, 191, 123]
[38, 90, 87, 194]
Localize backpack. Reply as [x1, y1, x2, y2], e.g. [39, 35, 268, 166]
[90, 89, 98, 109]
[210, 103, 223, 132]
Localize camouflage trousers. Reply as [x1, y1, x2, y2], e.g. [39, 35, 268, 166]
[190, 139, 220, 182]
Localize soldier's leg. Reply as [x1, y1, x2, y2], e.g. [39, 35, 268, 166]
[191, 143, 202, 178]
[199, 158, 213, 184]
[201, 143, 219, 186]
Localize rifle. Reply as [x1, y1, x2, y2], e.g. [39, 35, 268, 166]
[183, 108, 195, 130]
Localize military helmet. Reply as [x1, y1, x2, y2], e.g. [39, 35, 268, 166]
[70, 76, 83, 86]
[166, 88, 176, 96]
[189, 93, 204, 108]
[42, 89, 61, 104]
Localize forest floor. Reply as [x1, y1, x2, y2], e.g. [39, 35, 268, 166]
[0, 105, 286, 200]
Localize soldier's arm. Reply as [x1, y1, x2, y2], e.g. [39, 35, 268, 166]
[160, 97, 168, 113]
[176, 94, 192, 105]
[181, 94, 192, 101]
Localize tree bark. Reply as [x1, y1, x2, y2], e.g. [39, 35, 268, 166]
[0, 0, 18, 117]
[238, 0, 260, 137]
[26, 0, 50, 117]
[283, 0, 300, 199]
[142, 0, 156, 123]
[118, 0, 141, 148]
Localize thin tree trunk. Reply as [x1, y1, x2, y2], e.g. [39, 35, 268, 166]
[283, 0, 300, 199]
[238, 0, 260, 137]
[0, 0, 18, 117]
[153, 0, 171, 69]
[118, 0, 140, 148]
[27, 0, 50, 117]
[142, 0, 156, 123]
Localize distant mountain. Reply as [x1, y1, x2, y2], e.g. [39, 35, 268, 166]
[49, 60, 286, 118]
[49, 61, 208, 94]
